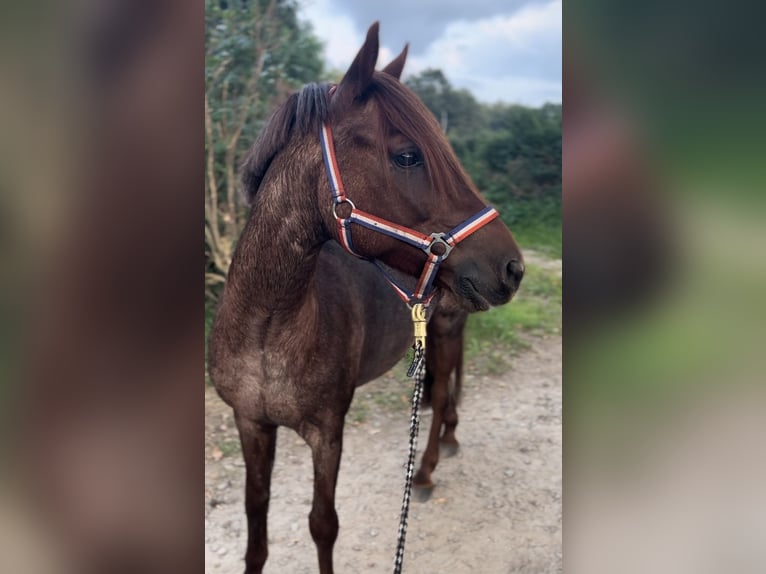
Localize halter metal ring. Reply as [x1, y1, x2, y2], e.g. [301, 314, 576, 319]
[331, 198, 356, 219]
[426, 233, 453, 258]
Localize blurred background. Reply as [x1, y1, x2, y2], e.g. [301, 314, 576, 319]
[2, 0, 764, 572]
[1, 0, 203, 572]
[564, 1, 766, 572]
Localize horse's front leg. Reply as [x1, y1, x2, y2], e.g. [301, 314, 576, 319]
[235, 415, 277, 574]
[301, 418, 344, 574]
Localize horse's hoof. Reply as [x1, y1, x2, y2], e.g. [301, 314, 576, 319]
[413, 483, 434, 502]
[440, 441, 460, 458]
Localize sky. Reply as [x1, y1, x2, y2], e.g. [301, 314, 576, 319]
[299, 0, 561, 106]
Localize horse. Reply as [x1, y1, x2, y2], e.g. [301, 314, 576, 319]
[208, 22, 524, 574]
[413, 306, 469, 494]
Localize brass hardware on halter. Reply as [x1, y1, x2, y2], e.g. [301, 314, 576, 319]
[405, 303, 428, 378]
[411, 303, 427, 350]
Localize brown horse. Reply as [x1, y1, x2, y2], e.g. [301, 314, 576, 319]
[208, 23, 523, 574]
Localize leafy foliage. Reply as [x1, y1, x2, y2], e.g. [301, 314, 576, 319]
[205, 0, 324, 298]
[406, 71, 562, 255]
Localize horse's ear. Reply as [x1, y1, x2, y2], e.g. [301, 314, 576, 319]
[334, 21, 379, 108]
[381, 43, 408, 80]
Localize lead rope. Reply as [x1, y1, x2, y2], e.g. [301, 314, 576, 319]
[393, 305, 428, 574]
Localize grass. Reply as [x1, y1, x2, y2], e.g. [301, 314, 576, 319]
[512, 221, 562, 259]
[464, 261, 561, 371]
[349, 403, 369, 423]
[218, 439, 241, 458]
[348, 377, 413, 423]
[498, 194, 562, 259]
[571, 197, 766, 410]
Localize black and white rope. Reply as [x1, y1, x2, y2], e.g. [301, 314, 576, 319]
[393, 343, 426, 574]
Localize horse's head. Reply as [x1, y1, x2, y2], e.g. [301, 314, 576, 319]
[318, 23, 523, 311]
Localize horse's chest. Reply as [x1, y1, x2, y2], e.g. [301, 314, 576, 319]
[255, 348, 351, 419]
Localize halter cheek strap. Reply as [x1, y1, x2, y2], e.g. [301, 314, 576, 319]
[319, 121, 499, 305]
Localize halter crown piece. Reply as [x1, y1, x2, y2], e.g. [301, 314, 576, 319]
[319, 93, 499, 306]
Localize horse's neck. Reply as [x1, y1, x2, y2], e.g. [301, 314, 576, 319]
[226, 178, 326, 322]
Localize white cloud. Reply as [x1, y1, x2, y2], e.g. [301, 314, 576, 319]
[300, 0, 394, 73]
[301, 0, 561, 105]
[300, 0, 361, 71]
[407, 0, 562, 105]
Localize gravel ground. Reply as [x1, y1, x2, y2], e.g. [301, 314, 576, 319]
[205, 335, 561, 574]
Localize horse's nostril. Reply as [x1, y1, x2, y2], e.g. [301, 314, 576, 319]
[506, 259, 525, 288]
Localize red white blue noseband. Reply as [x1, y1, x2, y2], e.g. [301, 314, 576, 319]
[319, 121, 499, 305]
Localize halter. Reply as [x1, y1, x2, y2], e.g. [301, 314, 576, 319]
[319, 121, 499, 305]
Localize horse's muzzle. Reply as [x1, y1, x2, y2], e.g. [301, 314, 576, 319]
[452, 255, 523, 312]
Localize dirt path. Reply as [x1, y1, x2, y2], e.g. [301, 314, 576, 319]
[205, 335, 561, 573]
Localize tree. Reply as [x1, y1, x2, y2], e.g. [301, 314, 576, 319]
[406, 69, 561, 250]
[405, 69, 484, 135]
[205, 0, 324, 297]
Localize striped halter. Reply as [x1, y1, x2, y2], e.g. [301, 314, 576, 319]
[319, 119, 499, 305]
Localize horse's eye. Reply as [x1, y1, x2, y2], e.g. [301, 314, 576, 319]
[394, 151, 422, 168]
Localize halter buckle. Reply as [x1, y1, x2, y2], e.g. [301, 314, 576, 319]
[425, 233, 453, 258]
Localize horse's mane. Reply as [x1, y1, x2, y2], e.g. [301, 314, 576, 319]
[241, 74, 473, 206]
[241, 82, 331, 205]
